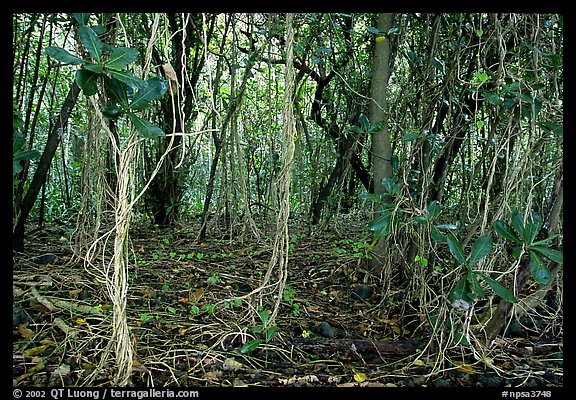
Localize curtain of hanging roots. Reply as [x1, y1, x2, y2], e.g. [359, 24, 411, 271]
[259, 13, 296, 325]
[79, 14, 172, 385]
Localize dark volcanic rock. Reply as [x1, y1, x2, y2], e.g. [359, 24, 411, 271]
[316, 321, 337, 338]
[351, 284, 373, 300]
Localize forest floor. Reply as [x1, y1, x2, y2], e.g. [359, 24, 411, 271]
[13, 218, 563, 389]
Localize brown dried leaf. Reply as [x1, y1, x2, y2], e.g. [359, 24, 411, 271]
[18, 326, 34, 339]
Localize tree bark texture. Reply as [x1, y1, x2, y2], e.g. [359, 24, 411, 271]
[367, 13, 394, 274]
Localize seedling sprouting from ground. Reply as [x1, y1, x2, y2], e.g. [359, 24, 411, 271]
[240, 307, 279, 354]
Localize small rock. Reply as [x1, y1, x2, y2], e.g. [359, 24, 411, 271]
[351, 285, 373, 300]
[433, 378, 455, 387]
[13, 304, 32, 328]
[316, 321, 336, 338]
[36, 254, 59, 265]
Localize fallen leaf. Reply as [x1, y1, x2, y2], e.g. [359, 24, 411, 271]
[353, 371, 367, 383]
[69, 288, 83, 299]
[39, 339, 55, 346]
[18, 326, 34, 339]
[413, 359, 426, 367]
[23, 345, 49, 356]
[177, 297, 190, 303]
[189, 288, 204, 304]
[222, 357, 243, 371]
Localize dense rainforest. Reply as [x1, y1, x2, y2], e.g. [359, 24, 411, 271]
[12, 13, 563, 389]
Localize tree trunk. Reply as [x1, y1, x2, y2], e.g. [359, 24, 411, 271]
[13, 81, 81, 251]
[367, 13, 394, 274]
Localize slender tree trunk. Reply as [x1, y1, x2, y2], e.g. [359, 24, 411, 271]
[13, 81, 81, 251]
[367, 13, 394, 274]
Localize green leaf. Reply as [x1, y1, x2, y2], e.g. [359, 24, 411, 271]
[358, 113, 370, 131]
[128, 113, 165, 138]
[403, 132, 420, 141]
[530, 246, 563, 264]
[13, 131, 24, 153]
[106, 47, 139, 71]
[82, 63, 104, 74]
[511, 211, 527, 243]
[511, 246, 523, 260]
[79, 25, 103, 63]
[13, 149, 40, 162]
[381, 176, 400, 196]
[449, 275, 474, 303]
[529, 251, 551, 285]
[430, 225, 447, 243]
[478, 273, 517, 303]
[493, 220, 520, 243]
[265, 326, 279, 342]
[469, 235, 493, 267]
[467, 272, 486, 300]
[130, 76, 168, 110]
[447, 234, 467, 266]
[522, 211, 542, 245]
[71, 13, 91, 25]
[75, 69, 99, 96]
[100, 105, 125, 120]
[258, 309, 269, 326]
[368, 212, 391, 238]
[104, 76, 131, 108]
[45, 46, 85, 65]
[426, 200, 441, 220]
[240, 339, 264, 354]
[108, 69, 146, 90]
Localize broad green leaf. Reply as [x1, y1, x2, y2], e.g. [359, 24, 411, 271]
[79, 25, 103, 63]
[100, 105, 125, 120]
[478, 273, 517, 303]
[45, 46, 85, 65]
[511, 246, 523, 260]
[467, 272, 486, 300]
[522, 211, 542, 245]
[447, 234, 467, 266]
[529, 251, 551, 285]
[108, 69, 146, 90]
[82, 63, 104, 74]
[358, 113, 370, 131]
[368, 212, 391, 238]
[531, 235, 559, 247]
[13, 131, 24, 153]
[511, 211, 526, 243]
[360, 192, 381, 203]
[381, 176, 400, 196]
[430, 225, 447, 243]
[13, 149, 40, 162]
[413, 216, 428, 225]
[449, 276, 468, 302]
[530, 246, 563, 264]
[106, 47, 139, 71]
[258, 309, 269, 326]
[469, 235, 493, 267]
[240, 339, 264, 354]
[484, 91, 503, 106]
[128, 113, 165, 138]
[493, 220, 520, 243]
[75, 69, 99, 96]
[403, 132, 420, 141]
[266, 326, 279, 342]
[13, 161, 23, 174]
[538, 121, 563, 137]
[427, 200, 442, 220]
[71, 13, 91, 25]
[104, 76, 130, 108]
[130, 77, 168, 110]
